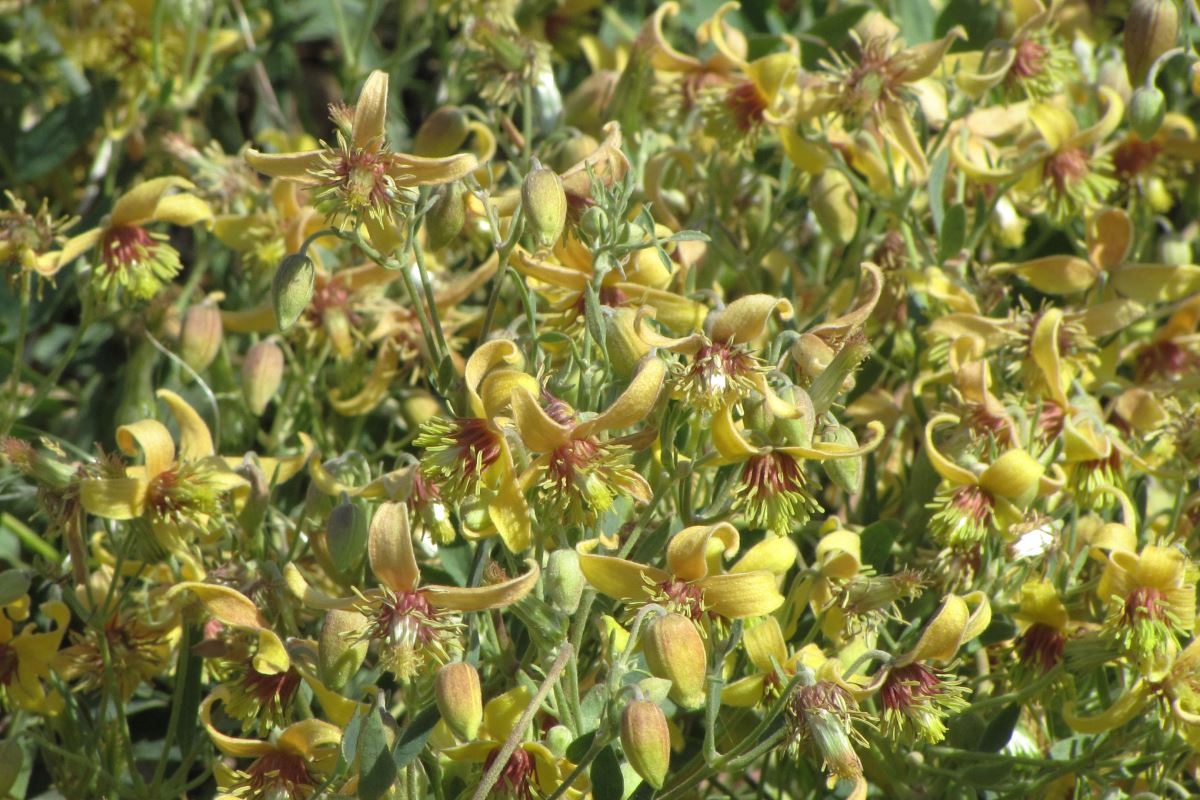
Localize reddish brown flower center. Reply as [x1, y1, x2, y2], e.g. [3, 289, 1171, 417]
[1122, 586, 1168, 625]
[1038, 402, 1066, 440]
[0, 642, 17, 686]
[1113, 137, 1162, 177]
[245, 750, 316, 797]
[1009, 39, 1048, 80]
[100, 225, 154, 270]
[725, 80, 768, 132]
[1017, 622, 1065, 672]
[1043, 148, 1089, 193]
[333, 147, 392, 211]
[741, 451, 805, 500]
[951, 484, 995, 524]
[376, 591, 439, 644]
[880, 662, 943, 711]
[1137, 340, 1198, 381]
[547, 437, 599, 486]
[308, 279, 361, 326]
[452, 418, 503, 476]
[240, 661, 302, 708]
[483, 745, 536, 800]
[658, 579, 708, 621]
[408, 470, 443, 507]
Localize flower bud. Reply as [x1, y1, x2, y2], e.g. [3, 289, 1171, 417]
[413, 107, 470, 158]
[242, 340, 284, 416]
[435, 661, 483, 741]
[1124, 0, 1179, 85]
[605, 308, 652, 379]
[809, 171, 859, 247]
[318, 609, 370, 690]
[545, 725, 573, 757]
[425, 182, 466, 251]
[179, 303, 223, 372]
[578, 205, 609, 241]
[821, 425, 864, 495]
[546, 548, 586, 614]
[326, 497, 368, 580]
[401, 391, 443, 429]
[642, 613, 707, 710]
[620, 699, 670, 789]
[272, 253, 316, 332]
[522, 164, 567, 249]
[1129, 86, 1166, 140]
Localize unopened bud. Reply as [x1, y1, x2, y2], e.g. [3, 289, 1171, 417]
[821, 426, 864, 495]
[272, 253, 316, 332]
[318, 609, 370, 690]
[522, 164, 567, 249]
[435, 662, 483, 741]
[578, 205, 609, 241]
[787, 682, 863, 780]
[546, 549, 586, 614]
[620, 699, 671, 789]
[810, 171, 859, 247]
[1129, 86, 1166, 140]
[642, 613, 707, 710]
[605, 308, 652, 379]
[413, 107, 470, 158]
[242, 340, 284, 416]
[401, 391, 443, 429]
[425, 182, 466, 251]
[546, 725, 573, 757]
[179, 303, 223, 372]
[326, 497, 368, 580]
[1124, 0, 1179, 85]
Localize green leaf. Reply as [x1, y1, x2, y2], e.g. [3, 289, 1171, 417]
[859, 519, 901, 569]
[0, 570, 30, 607]
[979, 615, 1019, 646]
[12, 87, 106, 183]
[977, 704, 1020, 752]
[357, 706, 396, 800]
[566, 729, 597, 763]
[895, 0, 936, 43]
[590, 744, 624, 800]
[938, 204, 968, 262]
[936, 0, 1000, 47]
[928, 147, 950, 234]
[393, 706, 441, 769]
[584, 282, 608, 359]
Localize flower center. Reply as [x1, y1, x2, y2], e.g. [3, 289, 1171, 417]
[100, 224, 155, 271]
[1009, 39, 1047, 80]
[1017, 622, 1065, 672]
[1137, 340, 1197, 381]
[880, 662, 943, 712]
[725, 79, 768, 132]
[1122, 586, 1168, 625]
[657, 579, 708, 621]
[482, 745, 536, 800]
[244, 750, 316, 799]
[1043, 148, 1089, 193]
[1113, 137, 1162, 177]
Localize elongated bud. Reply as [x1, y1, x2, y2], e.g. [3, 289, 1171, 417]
[179, 303, 223, 372]
[318, 609, 370, 690]
[1129, 86, 1166, 140]
[621, 699, 670, 789]
[242, 340, 284, 415]
[435, 662, 483, 740]
[605, 307, 652, 379]
[821, 426, 864, 494]
[326, 497, 368, 580]
[413, 107, 469, 158]
[272, 253, 316, 331]
[1124, 0, 1179, 84]
[425, 183, 466, 250]
[642, 613, 707, 710]
[522, 163, 567, 249]
[810, 171, 859, 247]
[546, 549, 586, 614]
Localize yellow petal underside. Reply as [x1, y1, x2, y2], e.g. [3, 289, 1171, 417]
[388, 152, 479, 187]
[368, 502, 421, 594]
[698, 571, 785, 619]
[79, 477, 149, 519]
[352, 70, 389, 149]
[576, 356, 666, 437]
[743, 616, 788, 673]
[245, 149, 325, 183]
[729, 534, 797, 576]
[709, 295, 793, 345]
[423, 558, 541, 611]
[577, 543, 669, 601]
[465, 338, 525, 419]
[157, 389, 215, 461]
[667, 522, 739, 582]
[110, 177, 195, 227]
[512, 386, 574, 452]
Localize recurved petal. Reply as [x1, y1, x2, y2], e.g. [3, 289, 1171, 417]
[897, 26, 966, 83]
[110, 177, 194, 226]
[635, 2, 704, 72]
[282, 563, 360, 611]
[56, 228, 102, 270]
[368, 502, 421, 594]
[116, 419, 176, 480]
[922, 414, 978, 487]
[577, 541, 668, 601]
[512, 386, 573, 453]
[712, 403, 765, 461]
[79, 477, 148, 520]
[157, 389, 214, 461]
[742, 616, 788, 673]
[698, 571, 785, 619]
[487, 443, 532, 553]
[1063, 685, 1150, 733]
[388, 152, 479, 186]
[897, 594, 969, 666]
[276, 718, 344, 761]
[1031, 308, 1068, 406]
[201, 689, 274, 758]
[709, 295, 792, 345]
[151, 193, 213, 227]
[729, 535, 797, 576]
[667, 522, 739, 582]
[423, 558, 540, 611]
[167, 582, 290, 673]
[352, 70, 389, 148]
[721, 673, 767, 707]
[576, 356, 666, 437]
[245, 149, 325, 182]
[465, 338, 524, 419]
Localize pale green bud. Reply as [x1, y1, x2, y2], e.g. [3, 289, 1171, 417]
[435, 662, 483, 741]
[620, 699, 671, 789]
[179, 303, 223, 372]
[242, 340, 284, 416]
[522, 164, 567, 249]
[318, 609, 370, 690]
[272, 253, 316, 332]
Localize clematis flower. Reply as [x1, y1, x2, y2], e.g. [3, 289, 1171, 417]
[284, 502, 538, 681]
[202, 689, 344, 800]
[414, 338, 535, 551]
[1014, 580, 1071, 674]
[0, 589, 70, 713]
[442, 685, 589, 800]
[0, 192, 76, 280]
[1098, 544, 1197, 676]
[946, 0, 1075, 101]
[78, 389, 249, 555]
[510, 356, 664, 528]
[55, 177, 212, 300]
[245, 70, 478, 254]
[722, 616, 807, 706]
[576, 521, 796, 621]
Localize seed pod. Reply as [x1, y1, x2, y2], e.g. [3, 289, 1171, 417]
[413, 107, 470, 158]
[620, 699, 671, 789]
[435, 662, 483, 741]
[821, 425, 864, 495]
[642, 613, 707, 710]
[521, 163, 567, 249]
[425, 182, 467, 251]
[1129, 86, 1166, 140]
[318, 609, 370, 690]
[546, 549, 586, 614]
[1124, 0, 1180, 85]
[809, 171, 859, 247]
[179, 303, 223, 372]
[242, 340, 284, 416]
[272, 253, 316, 332]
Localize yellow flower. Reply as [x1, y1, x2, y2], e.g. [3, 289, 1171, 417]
[442, 685, 589, 800]
[1014, 580, 1070, 673]
[511, 356, 664, 527]
[56, 177, 212, 299]
[0, 590, 70, 713]
[576, 521, 795, 620]
[722, 616, 806, 706]
[246, 70, 478, 254]
[1098, 544, 1197, 676]
[78, 389, 249, 555]
[284, 502, 539, 681]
